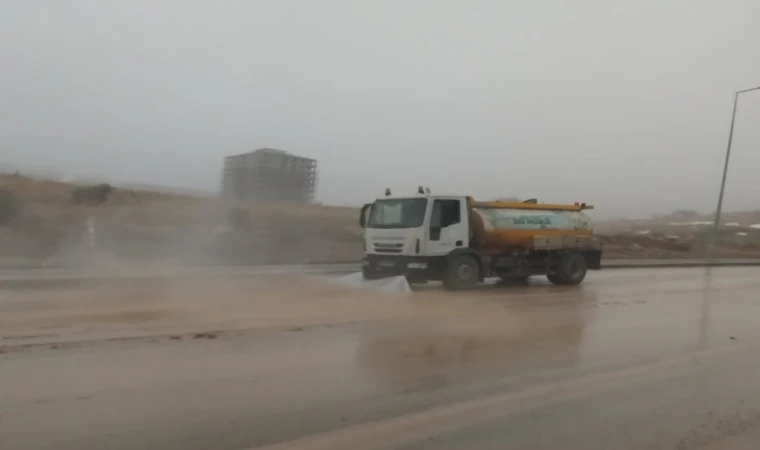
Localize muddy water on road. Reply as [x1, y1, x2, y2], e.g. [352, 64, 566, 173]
[2, 267, 760, 449]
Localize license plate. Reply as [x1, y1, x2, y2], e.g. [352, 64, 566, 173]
[377, 260, 395, 268]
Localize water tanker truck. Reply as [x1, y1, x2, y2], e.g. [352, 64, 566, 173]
[359, 190, 602, 290]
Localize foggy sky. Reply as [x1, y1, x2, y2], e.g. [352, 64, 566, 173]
[2, 0, 759, 218]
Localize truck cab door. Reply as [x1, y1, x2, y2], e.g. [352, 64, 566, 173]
[424, 198, 469, 256]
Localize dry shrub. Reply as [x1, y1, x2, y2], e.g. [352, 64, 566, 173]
[71, 183, 114, 205]
[0, 188, 24, 226]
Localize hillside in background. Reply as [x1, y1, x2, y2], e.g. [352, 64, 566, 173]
[595, 207, 760, 259]
[1, 173, 759, 268]
[0, 173, 361, 267]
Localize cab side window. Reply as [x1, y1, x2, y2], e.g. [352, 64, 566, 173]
[435, 200, 461, 228]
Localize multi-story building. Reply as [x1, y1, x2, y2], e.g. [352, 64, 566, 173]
[221, 148, 318, 203]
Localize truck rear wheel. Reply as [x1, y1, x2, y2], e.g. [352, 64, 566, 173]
[443, 255, 480, 291]
[548, 252, 587, 285]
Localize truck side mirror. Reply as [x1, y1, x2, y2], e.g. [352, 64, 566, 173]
[359, 203, 371, 228]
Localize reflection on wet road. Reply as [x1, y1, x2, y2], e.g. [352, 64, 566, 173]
[3, 267, 760, 449]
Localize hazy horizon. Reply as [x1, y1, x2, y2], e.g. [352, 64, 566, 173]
[2, 1, 760, 218]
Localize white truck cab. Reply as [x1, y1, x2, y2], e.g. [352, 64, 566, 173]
[362, 194, 469, 256]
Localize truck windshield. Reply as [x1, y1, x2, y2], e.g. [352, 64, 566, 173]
[367, 198, 428, 229]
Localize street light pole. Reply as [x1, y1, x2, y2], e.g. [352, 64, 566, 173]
[707, 85, 760, 259]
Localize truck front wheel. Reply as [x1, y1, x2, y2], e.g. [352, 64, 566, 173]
[548, 252, 587, 285]
[443, 255, 480, 291]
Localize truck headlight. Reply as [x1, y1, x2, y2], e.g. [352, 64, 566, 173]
[407, 262, 427, 269]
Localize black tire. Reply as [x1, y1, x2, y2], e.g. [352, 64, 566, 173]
[442, 255, 480, 291]
[548, 252, 587, 285]
[546, 273, 562, 284]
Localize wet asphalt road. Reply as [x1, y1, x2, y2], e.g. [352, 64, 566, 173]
[3, 267, 760, 449]
[1, 258, 759, 282]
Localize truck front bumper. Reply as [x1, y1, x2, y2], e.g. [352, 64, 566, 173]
[362, 255, 442, 280]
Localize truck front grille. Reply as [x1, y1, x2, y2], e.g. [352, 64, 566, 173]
[374, 243, 403, 254]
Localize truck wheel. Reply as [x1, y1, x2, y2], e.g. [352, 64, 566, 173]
[443, 255, 480, 291]
[549, 253, 587, 285]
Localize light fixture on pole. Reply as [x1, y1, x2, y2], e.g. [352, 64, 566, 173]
[707, 85, 760, 259]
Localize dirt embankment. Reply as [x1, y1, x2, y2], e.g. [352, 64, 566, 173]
[0, 173, 363, 267]
[597, 233, 760, 259]
[2, 173, 759, 267]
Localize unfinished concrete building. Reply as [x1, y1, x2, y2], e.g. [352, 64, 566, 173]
[221, 148, 318, 203]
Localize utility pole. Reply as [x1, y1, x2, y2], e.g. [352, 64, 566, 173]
[707, 86, 760, 259]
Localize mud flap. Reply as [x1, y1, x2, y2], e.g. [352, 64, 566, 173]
[331, 272, 411, 294]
